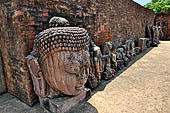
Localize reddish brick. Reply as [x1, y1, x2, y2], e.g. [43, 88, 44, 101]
[28, 21, 35, 25]
[42, 12, 48, 17]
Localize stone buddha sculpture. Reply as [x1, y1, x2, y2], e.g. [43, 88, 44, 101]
[26, 17, 90, 98]
[102, 42, 116, 80]
[87, 41, 103, 88]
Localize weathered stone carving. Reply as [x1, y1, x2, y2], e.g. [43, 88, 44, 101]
[116, 47, 129, 70]
[138, 38, 147, 51]
[87, 41, 103, 88]
[110, 43, 117, 73]
[116, 49, 124, 70]
[146, 38, 150, 48]
[156, 22, 164, 40]
[146, 24, 159, 47]
[26, 17, 91, 98]
[135, 47, 141, 55]
[125, 40, 136, 60]
[152, 25, 159, 47]
[130, 41, 136, 57]
[102, 42, 116, 80]
[49, 17, 70, 27]
[145, 25, 152, 41]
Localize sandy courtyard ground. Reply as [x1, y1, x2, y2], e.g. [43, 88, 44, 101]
[87, 41, 170, 113]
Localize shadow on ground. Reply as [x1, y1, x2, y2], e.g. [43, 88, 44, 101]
[0, 93, 44, 113]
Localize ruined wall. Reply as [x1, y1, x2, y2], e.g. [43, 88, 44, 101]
[0, 0, 154, 105]
[155, 13, 170, 38]
[0, 1, 38, 106]
[0, 50, 7, 94]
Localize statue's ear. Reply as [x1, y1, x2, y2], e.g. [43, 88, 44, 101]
[26, 55, 40, 77]
[26, 55, 47, 97]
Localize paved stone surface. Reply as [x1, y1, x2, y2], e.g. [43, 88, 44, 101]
[0, 41, 170, 113]
[0, 93, 45, 113]
[87, 41, 170, 113]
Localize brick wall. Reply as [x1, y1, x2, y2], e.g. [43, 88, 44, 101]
[0, 50, 7, 94]
[0, 0, 154, 105]
[155, 13, 170, 38]
[0, 2, 37, 106]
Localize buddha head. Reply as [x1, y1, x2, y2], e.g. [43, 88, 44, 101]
[32, 17, 90, 96]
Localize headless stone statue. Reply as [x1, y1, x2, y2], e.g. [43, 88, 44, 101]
[125, 40, 136, 60]
[87, 41, 103, 88]
[152, 25, 159, 46]
[156, 22, 164, 40]
[102, 42, 116, 80]
[116, 47, 129, 69]
[146, 25, 153, 45]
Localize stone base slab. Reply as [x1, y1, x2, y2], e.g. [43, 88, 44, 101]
[39, 88, 91, 113]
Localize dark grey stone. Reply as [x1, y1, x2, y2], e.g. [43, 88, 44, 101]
[39, 89, 91, 113]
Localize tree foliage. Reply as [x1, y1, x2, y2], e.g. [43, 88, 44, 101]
[144, 0, 170, 13]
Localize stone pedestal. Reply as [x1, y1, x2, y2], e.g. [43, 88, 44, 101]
[0, 52, 6, 94]
[39, 89, 91, 113]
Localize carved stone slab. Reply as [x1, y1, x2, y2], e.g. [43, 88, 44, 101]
[39, 88, 91, 113]
[0, 52, 6, 94]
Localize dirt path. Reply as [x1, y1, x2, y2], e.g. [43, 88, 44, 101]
[87, 41, 170, 113]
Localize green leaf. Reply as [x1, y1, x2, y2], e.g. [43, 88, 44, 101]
[144, 0, 170, 13]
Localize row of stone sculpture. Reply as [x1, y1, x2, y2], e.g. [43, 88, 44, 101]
[90, 38, 148, 82]
[26, 17, 159, 112]
[145, 24, 160, 47]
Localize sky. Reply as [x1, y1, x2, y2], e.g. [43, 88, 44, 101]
[133, 0, 152, 6]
